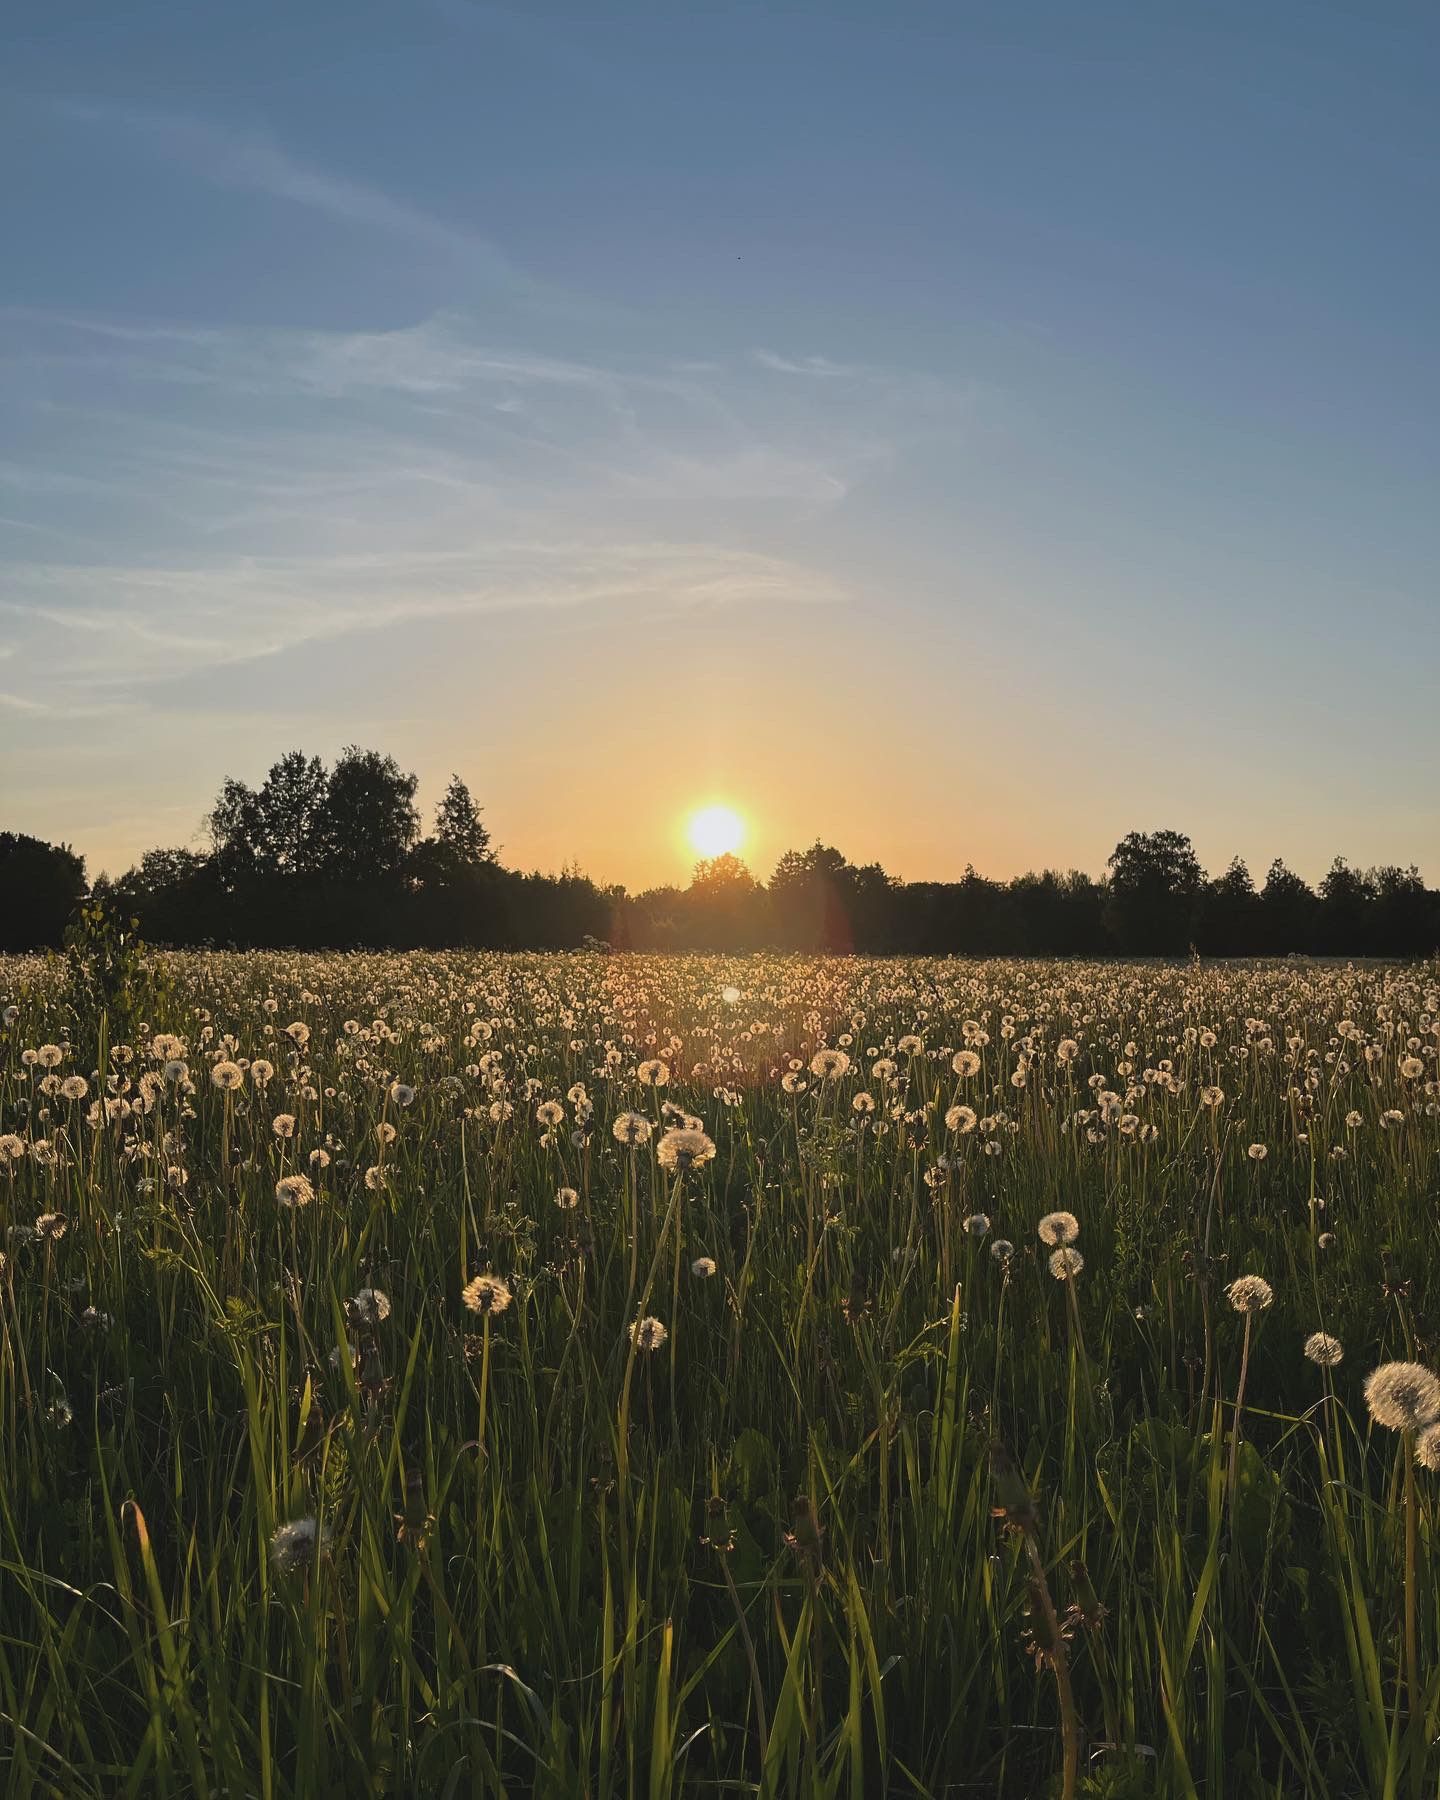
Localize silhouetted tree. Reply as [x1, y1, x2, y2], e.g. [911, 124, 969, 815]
[1369, 866, 1437, 957]
[111, 848, 219, 945]
[0, 832, 87, 950]
[1106, 830, 1205, 955]
[683, 854, 769, 950]
[1317, 858, 1375, 956]
[433, 774, 492, 869]
[252, 752, 329, 879]
[1197, 858, 1262, 956]
[49, 755, 1440, 957]
[318, 748, 420, 886]
[1258, 859, 1317, 954]
[209, 777, 265, 891]
[770, 843, 858, 951]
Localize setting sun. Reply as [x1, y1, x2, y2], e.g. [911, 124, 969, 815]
[687, 804, 745, 860]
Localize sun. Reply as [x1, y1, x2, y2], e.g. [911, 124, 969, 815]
[688, 804, 745, 859]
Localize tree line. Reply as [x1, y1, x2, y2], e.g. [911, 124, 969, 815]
[3, 753, 1437, 959]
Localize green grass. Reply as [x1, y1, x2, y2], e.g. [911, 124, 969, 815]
[1, 950, 1438, 1797]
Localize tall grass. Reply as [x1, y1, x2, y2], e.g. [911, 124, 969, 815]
[1, 950, 1438, 1797]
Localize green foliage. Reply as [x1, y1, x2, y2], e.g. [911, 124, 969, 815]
[58, 895, 166, 1058]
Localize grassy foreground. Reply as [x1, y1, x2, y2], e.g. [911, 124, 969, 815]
[2, 950, 1439, 1798]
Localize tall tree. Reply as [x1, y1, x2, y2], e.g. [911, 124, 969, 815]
[1258, 858, 1316, 953]
[1198, 857, 1261, 956]
[1317, 858, 1375, 955]
[0, 832, 87, 950]
[1105, 829, 1205, 955]
[209, 777, 264, 889]
[252, 751, 329, 879]
[769, 843, 858, 951]
[318, 748, 420, 885]
[433, 775, 492, 869]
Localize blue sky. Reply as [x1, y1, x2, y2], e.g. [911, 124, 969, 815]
[3, 0, 1438, 888]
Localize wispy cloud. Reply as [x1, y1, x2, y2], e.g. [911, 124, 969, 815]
[0, 302, 958, 744]
[54, 100, 528, 287]
[752, 350, 865, 378]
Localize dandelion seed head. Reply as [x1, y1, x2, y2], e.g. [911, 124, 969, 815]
[462, 1273, 513, 1316]
[656, 1126, 716, 1171]
[1226, 1275, 1274, 1314]
[1365, 1362, 1440, 1433]
[275, 1174, 315, 1208]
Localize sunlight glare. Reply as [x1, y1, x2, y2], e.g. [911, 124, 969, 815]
[688, 804, 745, 859]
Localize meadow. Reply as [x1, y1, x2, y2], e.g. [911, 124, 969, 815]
[2, 949, 1439, 1799]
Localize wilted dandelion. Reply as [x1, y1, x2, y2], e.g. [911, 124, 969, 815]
[963, 1212, 991, 1238]
[1048, 1248, 1084, 1281]
[555, 1186, 579, 1208]
[691, 1256, 717, 1278]
[211, 1061, 244, 1091]
[269, 1517, 329, 1576]
[350, 1288, 391, 1327]
[612, 1111, 652, 1145]
[1037, 1211, 1080, 1247]
[629, 1315, 668, 1352]
[809, 1048, 851, 1080]
[951, 1049, 981, 1078]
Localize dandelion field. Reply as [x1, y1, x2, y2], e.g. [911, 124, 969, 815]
[3, 951, 1440, 1799]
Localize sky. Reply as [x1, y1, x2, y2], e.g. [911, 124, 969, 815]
[3, 0, 1438, 892]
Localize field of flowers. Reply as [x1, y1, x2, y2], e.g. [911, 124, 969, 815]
[2, 950, 1440, 1798]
